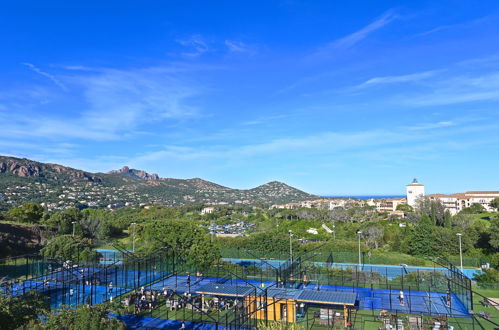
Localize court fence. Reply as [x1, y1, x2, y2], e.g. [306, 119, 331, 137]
[0, 247, 484, 329]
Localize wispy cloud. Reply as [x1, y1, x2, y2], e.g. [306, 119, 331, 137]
[224, 40, 256, 55]
[22, 63, 68, 91]
[413, 15, 493, 38]
[324, 10, 397, 51]
[241, 114, 292, 126]
[399, 72, 499, 106]
[176, 35, 210, 57]
[130, 118, 473, 165]
[405, 121, 455, 131]
[0, 65, 207, 141]
[354, 70, 441, 89]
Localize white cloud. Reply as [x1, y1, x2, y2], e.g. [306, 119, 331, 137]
[224, 40, 256, 55]
[22, 63, 68, 91]
[324, 10, 397, 51]
[400, 72, 499, 106]
[354, 70, 440, 89]
[130, 118, 470, 165]
[0, 65, 205, 141]
[176, 35, 210, 57]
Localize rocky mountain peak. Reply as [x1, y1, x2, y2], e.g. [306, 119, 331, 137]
[108, 166, 159, 181]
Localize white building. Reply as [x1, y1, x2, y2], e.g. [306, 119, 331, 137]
[406, 178, 425, 208]
[366, 197, 407, 214]
[200, 207, 215, 215]
[270, 198, 360, 210]
[428, 191, 499, 215]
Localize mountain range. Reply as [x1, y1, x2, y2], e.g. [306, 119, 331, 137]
[0, 155, 318, 210]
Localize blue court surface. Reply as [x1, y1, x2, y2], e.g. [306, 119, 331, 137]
[109, 314, 223, 329]
[148, 275, 470, 318]
[1, 279, 130, 308]
[1, 266, 169, 308]
[221, 258, 481, 279]
[2, 269, 470, 317]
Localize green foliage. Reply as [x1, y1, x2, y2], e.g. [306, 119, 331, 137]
[258, 320, 305, 330]
[489, 198, 499, 211]
[40, 235, 99, 262]
[415, 197, 446, 226]
[443, 210, 452, 228]
[409, 215, 437, 256]
[0, 292, 49, 330]
[140, 220, 220, 270]
[396, 203, 413, 213]
[361, 222, 384, 249]
[460, 203, 486, 214]
[33, 304, 125, 330]
[490, 218, 499, 251]
[474, 268, 499, 284]
[6, 203, 44, 223]
[490, 253, 499, 269]
[45, 208, 83, 235]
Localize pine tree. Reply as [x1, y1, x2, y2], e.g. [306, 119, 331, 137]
[409, 215, 437, 256]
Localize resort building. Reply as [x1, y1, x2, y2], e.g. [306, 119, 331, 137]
[406, 179, 425, 208]
[427, 191, 499, 215]
[366, 197, 407, 216]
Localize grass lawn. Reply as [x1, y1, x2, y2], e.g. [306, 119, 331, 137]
[474, 287, 499, 298]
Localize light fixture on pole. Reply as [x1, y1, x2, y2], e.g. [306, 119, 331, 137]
[131, 222, 137, 253]
[71, 221, 76, 237]
[289, 230, 293, 262]
[456, 233, 463, 272]
[357, 231, 362, 267]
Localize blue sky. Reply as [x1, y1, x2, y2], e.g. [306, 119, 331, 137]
[1, 0, 499, 195]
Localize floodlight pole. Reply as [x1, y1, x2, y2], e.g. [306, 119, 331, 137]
[72, 221, 76, 237]
[289, 230, 293, 262]
[456, 233, 463, 272]
[131, 222, 137, 253]
[357, 231, 362, 267]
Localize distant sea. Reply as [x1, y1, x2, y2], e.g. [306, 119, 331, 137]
[323, 195, 405, 200]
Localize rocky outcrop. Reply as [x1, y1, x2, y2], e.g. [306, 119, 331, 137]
[108, 166, 160, 181]
[0, 156, 102, 182]
[0, 155, 318, 207]
[0, 160, 42, 177]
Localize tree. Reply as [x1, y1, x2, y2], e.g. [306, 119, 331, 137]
[416, 197, 445, 226]
[328, 207, 350, 222]
[460, 203, 485, 214]
[40, 235, 99, 262]
[415, 197, 446, 226]
[452, 213, 475, 230]
[490, 198, 499, 211]
[362, 223, 384, 249]
[443, 210, 452, 228]
[474, 269, 499, 285]
[396, 204, 413, 213]
[0, 292, 49, 329]
[140, 220, 220, 270]
[32, 304, 125, 330]
[45, 208, 83, 235]
[6, 203, 44, 223]
[489, 218, 499, 251]
[409, 215, 437, 256]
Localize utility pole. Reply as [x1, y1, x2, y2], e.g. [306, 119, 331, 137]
[289, 230, 293, 262]
[357, 231, 362, 267]
[72, 221, 76, 237]
[131, 222, 137, 253]
[456, 233, 463, 272]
